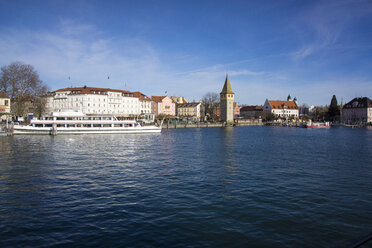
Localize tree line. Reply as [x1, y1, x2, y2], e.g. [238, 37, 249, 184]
[0, 61, 343, 123]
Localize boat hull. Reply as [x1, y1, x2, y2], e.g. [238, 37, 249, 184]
[304, 126, 330, 129]
[13, 126, 161, 135]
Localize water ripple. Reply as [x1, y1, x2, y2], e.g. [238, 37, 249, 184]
[0, 127, 371, 247]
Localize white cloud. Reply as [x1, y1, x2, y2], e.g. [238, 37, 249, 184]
[290, 0, 372, 60]
[0, 21, 168, 94]
[0, 19, 370, 106]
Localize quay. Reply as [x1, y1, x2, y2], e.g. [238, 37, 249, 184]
[163, 120, 263, 129]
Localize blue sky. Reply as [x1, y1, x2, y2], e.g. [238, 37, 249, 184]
[0, 0, 371, 105]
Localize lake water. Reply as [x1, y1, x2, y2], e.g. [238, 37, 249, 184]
[0, 126, 371, 247]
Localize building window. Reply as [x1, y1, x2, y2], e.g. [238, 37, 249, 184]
[4, 100, 8, 106]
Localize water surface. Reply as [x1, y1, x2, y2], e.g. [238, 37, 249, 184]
[0, 126, 371, 247]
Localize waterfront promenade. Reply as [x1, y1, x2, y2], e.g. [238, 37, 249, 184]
[163, 120, 263, 129]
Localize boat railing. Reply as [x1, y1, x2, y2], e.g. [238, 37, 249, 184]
[159, 117, 166, 128]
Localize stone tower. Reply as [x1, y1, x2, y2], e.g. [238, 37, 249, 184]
[220, 74, 234, 123]
[293, 97, 298, 106]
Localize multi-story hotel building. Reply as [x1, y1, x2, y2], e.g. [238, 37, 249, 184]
[44, 86, 140, 117]
[132, 92, 154, 123]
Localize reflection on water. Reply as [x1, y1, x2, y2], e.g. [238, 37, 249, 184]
[0, 127, 371, 247]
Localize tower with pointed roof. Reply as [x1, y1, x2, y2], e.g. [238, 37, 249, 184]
[220, 74, 234, 123]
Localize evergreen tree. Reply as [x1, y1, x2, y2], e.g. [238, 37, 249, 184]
[327, 95, 340, 121]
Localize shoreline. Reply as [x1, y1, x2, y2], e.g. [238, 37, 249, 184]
[162, 122, 263, 129]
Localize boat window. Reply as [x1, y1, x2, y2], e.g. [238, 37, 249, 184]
[93, 124, 101, 127]
[56, 117, 64, 120]
[57, 124, 65, 127]
[102, 124, 111, 127]
[83, 124, 91, 127]
[45, 124, 52, 127]
[114, 124, 121, 127]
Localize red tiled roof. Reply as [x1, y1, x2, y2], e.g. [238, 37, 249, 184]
[54, 86, 132, 95]
[268, 100, 298, 109]
[132, 91, 153, 101]
[151, 96, 167, 102]
[0, 91, 9, 98]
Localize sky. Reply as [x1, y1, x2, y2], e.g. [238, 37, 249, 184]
[0, 0, 371, 106]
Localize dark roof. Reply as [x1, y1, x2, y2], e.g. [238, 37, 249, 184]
[177, 102, 202, 107]
[343, 97, 372, 109]
[0, 91, 9, 98]
[240, 105, 263, 112]
[220, 75, 234, 94]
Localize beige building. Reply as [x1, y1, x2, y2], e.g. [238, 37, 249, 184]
[342, 97, 372, 124]
[220, 75, 234, 123]
[0, 91, 11, 121]
[177, 102, 205, 121]
[171, 96, 188, 104]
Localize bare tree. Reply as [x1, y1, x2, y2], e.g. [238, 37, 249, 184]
[202, 92, 219, 121]
[0, 61, 49, 117]
[309, 105, 328, 121]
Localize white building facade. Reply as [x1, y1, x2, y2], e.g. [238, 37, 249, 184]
[132, 92, 155, 123]
[45, 87, 140, 116]
[263, 98, 299, 119]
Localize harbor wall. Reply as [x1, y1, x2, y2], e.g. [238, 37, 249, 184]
[163, 121, 263, 129]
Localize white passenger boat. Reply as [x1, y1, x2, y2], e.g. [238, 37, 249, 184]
[12, 111, 162, 135]
[301, 121, 331, 129]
